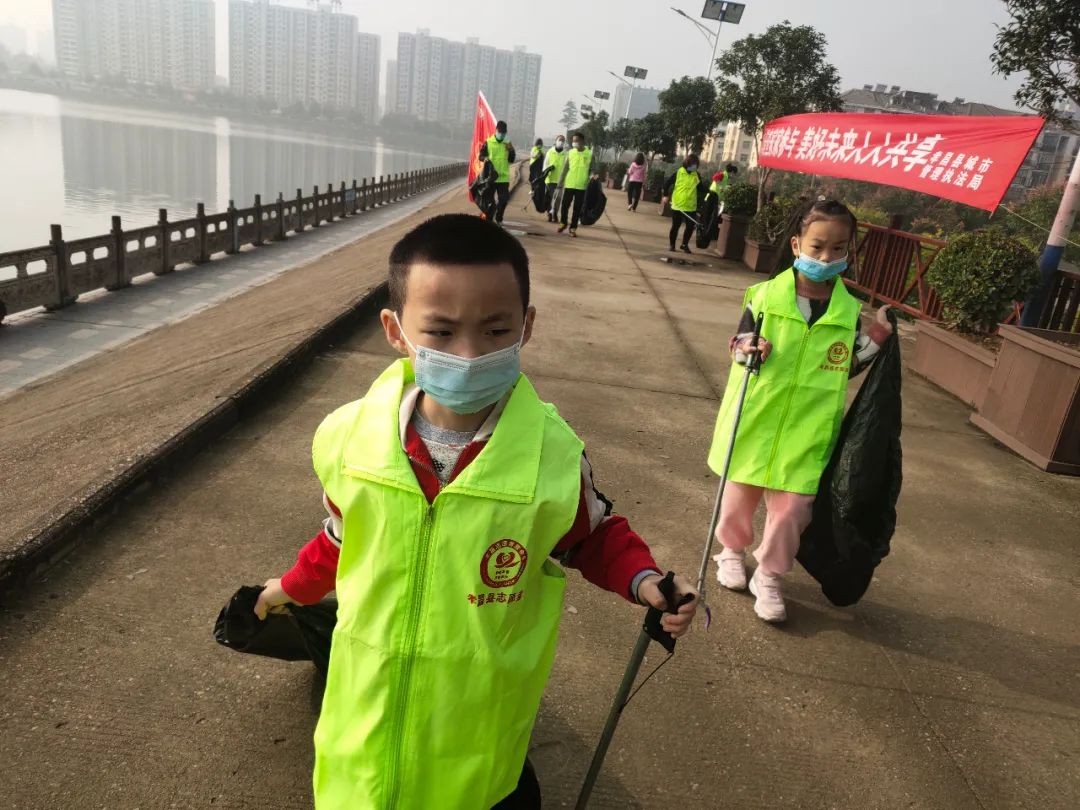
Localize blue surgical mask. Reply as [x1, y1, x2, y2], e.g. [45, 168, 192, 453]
[495, 132, 506, 142]
[395, 314, 523, 414]
[794, 252, 849, 282]
[687, 164, 698, 172]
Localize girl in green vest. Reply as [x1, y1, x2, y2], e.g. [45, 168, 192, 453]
[662, 154, 701, 253]
[708, 200, 893, 622]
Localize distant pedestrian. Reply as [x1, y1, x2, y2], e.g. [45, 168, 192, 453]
[478, 120, 516, 224]
[542, 135, 568, 222]
[557, 131, 592, 237]
[626, 153, 646, 212]
[663, 154, 701, 253]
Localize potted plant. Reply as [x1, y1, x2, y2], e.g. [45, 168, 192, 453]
[715, 182, 757, 260]
[607, 161, 629, 190]
[911, 228, 1038, 410]
[743, 196, 797, 273]
[644, 167, 667, 202]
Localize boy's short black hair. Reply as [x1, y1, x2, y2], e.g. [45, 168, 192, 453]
[572, 131, 584, 141]
[388, 214, 530, 313]
[496, 120, 508, 133]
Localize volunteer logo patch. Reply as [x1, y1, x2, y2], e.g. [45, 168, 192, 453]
[827, 341, 850, 365]
[481, 539, 527, 588]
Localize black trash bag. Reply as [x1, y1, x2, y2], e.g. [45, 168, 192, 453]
[579, 178, 607, 226]
[695, 192, 720, 249]
[530, 167, 553, 213]
[797, 312, 903, 606]
[213, 585, 337, 678]
[469, 160, 497, 220]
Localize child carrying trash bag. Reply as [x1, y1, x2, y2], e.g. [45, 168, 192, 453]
[247, 215, 697, 809]
[708, 199, 893, 623]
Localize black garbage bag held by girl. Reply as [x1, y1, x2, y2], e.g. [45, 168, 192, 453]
[797, 311, 903, 606]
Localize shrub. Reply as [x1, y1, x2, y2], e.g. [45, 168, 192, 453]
[926, 228, 1040, 334]
[747, 196, 800, 245]
[647, 167, 668, 196]
[609, 161, 629, 187]
[849, 205, 889, 227]
[721, 182, 758, 217]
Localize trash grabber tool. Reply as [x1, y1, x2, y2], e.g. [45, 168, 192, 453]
[695, 310, 765, 626]
[574, 571, 694, 809]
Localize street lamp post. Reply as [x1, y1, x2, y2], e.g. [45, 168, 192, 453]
[609, 66, 648, 122]
[670, 2, 746, 79]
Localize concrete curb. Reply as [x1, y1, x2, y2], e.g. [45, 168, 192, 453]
[0, 283, 388, 594]
[0, 164, 527, 594]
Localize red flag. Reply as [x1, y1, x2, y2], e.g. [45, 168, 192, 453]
[468, 91, 497, 201]
[757, 113, 1044, 211]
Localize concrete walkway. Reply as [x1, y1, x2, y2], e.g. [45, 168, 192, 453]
[1, 186, 1078, 809]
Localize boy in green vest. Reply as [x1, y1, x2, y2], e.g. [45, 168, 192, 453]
[254, 214, 698, 808]
[556, 131, 593, 236]
[708, 200, 893, 623]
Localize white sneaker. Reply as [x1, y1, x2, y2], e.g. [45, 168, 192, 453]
[748, 570, 787, 623]
[714, 549, 747, 591]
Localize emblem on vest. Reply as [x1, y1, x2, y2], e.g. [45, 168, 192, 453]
[821, 341, 851, 372]
[481, 539, 528, 588]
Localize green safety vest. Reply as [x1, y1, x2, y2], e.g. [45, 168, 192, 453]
[486, 135, 511, 183]
[708, 270, 861, 495]
[530, 145, 543, 164]
[564, 147, 592, 190]
[311, 359, 584, 809]
[672, 167, 700, 212]
[545, 146, 566, 185]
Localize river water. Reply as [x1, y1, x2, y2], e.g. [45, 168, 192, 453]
[0, 88, 462, 260]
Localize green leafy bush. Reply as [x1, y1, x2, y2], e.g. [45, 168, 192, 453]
[609, 161, 629, 186]
[721, 182, 758, 217]
[849, 205, 889, 227]
[926, 228, 1040, 334]
[747, 196, 800, 245]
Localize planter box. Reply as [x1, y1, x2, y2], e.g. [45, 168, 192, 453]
[971, 326, 1080, 475]
[910, 321, 996, 409]
[743, 238, 779, 274]
[715, 213, 750, 260]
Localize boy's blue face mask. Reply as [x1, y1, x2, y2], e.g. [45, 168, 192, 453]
[794, 253, 848, 282]
[395, 314, 524, 414]
[495, 132, 506, 142]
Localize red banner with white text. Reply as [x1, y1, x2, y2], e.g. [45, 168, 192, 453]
[757, 113, 1044, 211]
[467, 91, 497, 200]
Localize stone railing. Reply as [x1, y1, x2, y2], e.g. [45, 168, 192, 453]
[0, 163, 467, 324]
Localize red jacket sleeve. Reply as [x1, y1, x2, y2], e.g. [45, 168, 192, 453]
[552, 484, 659, 602]
[280, 529, 340, 605]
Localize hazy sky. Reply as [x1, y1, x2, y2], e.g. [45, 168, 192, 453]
[5, 0, 1028, 136]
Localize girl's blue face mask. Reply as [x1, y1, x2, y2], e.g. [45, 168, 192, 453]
[794, 249, 849, 282]
[395, 314, 524, 414]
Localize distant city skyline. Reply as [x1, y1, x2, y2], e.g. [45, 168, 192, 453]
[6, 0, 1032, 138]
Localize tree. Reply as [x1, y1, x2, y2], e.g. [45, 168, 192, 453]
[559, 100, 579, 132]
[992, 0, 1080, 130]
[714, 20, 843, 209]
[635, 112, 677, 170]
[609, 118, 636, 161]
[658, 76, 718, 155]
[580, 109, 610, 154]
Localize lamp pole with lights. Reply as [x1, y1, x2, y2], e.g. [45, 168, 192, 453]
[609, 65, 648, 122]
[670, 1, 746, 80]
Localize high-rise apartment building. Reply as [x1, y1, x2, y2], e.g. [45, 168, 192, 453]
[355, 32, 380, 124]
[52, 0, 215, 91]
[229, 0, 378, 115]
[392, 30, 541, 139]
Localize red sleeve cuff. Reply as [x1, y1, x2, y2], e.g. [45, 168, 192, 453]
[280, 530, 339, 605]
